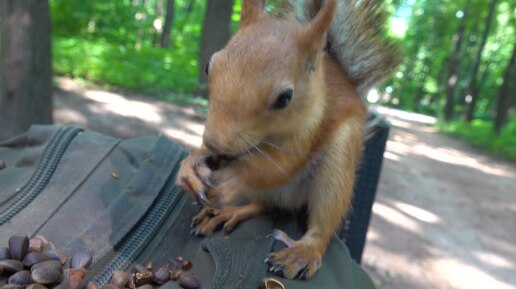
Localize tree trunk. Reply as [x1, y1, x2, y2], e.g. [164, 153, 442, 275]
[494, 41, 516, 134]
[198, 0, 235, 98]
[160, 0, 175, 48]
[464, 0, 497, 122]
[444, 9, 467, 121]
[0, 0, 53, 140]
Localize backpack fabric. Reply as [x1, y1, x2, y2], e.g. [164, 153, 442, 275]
[0, 125, 376, 289]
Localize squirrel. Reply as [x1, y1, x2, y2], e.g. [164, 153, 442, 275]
[176, 0, 398, 280]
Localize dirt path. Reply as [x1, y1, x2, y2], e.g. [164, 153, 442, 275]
[363, 107, 516, 289]
[53, 79, 516, 289]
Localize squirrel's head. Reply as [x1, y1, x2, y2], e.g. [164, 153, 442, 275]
[203, 0, 336, 157]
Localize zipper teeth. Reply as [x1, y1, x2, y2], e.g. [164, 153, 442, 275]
[0, 126, 82, 225]
[93, 181, 182, 285]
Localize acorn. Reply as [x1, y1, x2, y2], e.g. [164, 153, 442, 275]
[8, 234, 29, 261]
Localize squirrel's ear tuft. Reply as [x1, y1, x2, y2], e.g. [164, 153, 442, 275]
[299, 0, 336, 52]
[241, 0, 265, 27]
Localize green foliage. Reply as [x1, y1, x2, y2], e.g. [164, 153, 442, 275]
[53, 37, 198, 93]
[381, 0, 516, 116]
[438, 118, 516, 160]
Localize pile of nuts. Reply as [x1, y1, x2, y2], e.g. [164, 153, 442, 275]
[0, 234, 92, 289]
[92, 257, 200, 289]
[0, 235, 200, 289]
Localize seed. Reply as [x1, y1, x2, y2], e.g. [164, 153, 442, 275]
[31, 260, 62, 272]
[70, 252, 92, 269]
[260, 278, 286, 289]
[178, 272, 199, 289]
[86, 281, 100, 289]
[170, 270, 182, 281]
[175, 256, 183, 262]
[111, 172, 119, 179]
[0, 160, 6, 170]
[25, 284, 49, 289]
[65, 268, 86, 280]
[153, 264, 170, 285]
[43, 249, 68, 265]
[0, 259, 24, 274]
[28, 238, 44, 253]
[8, 270, 31, 286]
[0, 247, 10, 260]
[143, 260, 152, 271]
[111, 270, 130, 288]
[8, 234, 29, 261]
[69, 274, 83, 289]
[133, 272, 153, 286]
[63, 270, 86, 289]
[31, 267, 63, 284]
[23, 252, 48, 267]
[133, 264, 148, 274]
[32, 236, 56, 253]
[180, 260, 192, 270]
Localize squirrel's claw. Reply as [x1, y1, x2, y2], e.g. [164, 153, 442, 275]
[267, 229, 295, 248]
[195, 188, 211, 207]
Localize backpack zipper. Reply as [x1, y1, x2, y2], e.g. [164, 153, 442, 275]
[89, 175, 184, 285]
[0, 126, 83, 225]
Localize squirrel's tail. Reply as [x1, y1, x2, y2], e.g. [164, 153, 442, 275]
[298, 0, 400, 96]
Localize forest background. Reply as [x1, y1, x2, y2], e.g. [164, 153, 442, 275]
[1, 0, 515, 159]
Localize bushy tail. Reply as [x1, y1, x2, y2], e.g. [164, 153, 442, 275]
[299, 0, 400, 96]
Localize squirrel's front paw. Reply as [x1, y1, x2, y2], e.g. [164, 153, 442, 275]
[266, 233, 323, 280]
[176, 151, 218, 206]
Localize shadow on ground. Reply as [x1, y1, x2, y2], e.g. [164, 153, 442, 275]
[54, 78, 204, 149]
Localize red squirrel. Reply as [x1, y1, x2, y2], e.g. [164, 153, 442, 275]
[177, 0, 398, 280]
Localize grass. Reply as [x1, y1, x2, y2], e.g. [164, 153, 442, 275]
[53, 37, 200, 95]
[438, 118, 516, 161]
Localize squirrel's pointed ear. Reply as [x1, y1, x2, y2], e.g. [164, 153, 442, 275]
[240, 0, 265, 27]
[299, 0, 336, 52]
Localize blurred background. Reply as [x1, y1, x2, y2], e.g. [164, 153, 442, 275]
[0, 0, 515, 289]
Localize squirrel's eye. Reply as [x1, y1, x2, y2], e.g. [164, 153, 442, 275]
[272, 89, 293, 110]
[205, 63, 209, 76]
